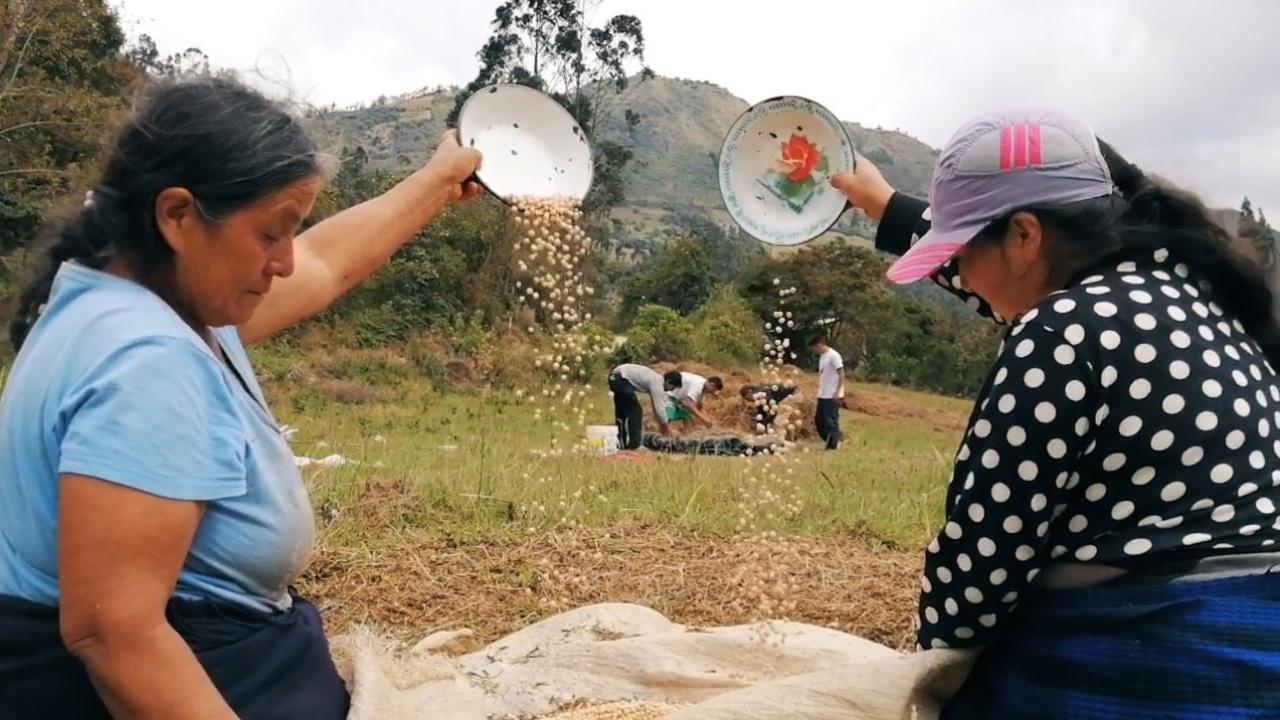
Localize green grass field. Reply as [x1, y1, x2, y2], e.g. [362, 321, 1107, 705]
[267, 368, 970, 645]
[275, 372, 967, 548]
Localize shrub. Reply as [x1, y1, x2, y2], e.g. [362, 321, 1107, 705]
[624, 305, 693, 363]
[689, 286, 762, 366]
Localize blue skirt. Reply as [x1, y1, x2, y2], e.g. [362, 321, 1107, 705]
[0, 591, 349, 719]
[944, 572, 1280, 720]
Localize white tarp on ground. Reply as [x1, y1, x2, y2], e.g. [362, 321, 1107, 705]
[335, 603, 974, 720]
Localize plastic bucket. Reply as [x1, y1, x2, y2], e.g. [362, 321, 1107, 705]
[585, 424, 619, 456]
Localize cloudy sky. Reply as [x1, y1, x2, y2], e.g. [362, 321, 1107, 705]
[112, 0, 1280, 213]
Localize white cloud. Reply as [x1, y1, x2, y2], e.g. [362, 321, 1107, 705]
[111, 0, 1280, 212]
[112, 0, 491, 105]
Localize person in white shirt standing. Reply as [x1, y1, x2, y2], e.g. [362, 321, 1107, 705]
[809, 335, 844, 450]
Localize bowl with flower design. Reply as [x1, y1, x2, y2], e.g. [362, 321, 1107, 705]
[718, 96, 855, 246]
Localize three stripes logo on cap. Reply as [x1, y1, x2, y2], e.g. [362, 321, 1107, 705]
[1000, 125, 1043, 171]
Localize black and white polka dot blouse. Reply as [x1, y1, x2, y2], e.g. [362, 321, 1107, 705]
[912, 249, 1280, 649]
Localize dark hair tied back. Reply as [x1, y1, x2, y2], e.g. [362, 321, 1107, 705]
[976, 138, 1280, 366]
[9, 76, 320, 350]
[1096, 139, 1280, 366]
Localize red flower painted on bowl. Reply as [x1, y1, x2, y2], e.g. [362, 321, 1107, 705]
[777, 134, 821, 183]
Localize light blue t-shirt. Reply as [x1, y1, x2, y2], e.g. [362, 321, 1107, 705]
[0, 263, 314, 612]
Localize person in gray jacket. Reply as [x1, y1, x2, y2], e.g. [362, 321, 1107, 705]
[608, 364, 681, 449]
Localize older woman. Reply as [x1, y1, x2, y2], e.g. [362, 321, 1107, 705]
[0, 77, 481, 718]
[833, 109, 1280, 718]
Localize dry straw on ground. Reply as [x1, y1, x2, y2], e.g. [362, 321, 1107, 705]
[301, 524, 924, 654]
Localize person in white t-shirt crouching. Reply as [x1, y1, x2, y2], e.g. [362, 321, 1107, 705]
[809, 335, 844, 450]
[665, 372, 724, 430]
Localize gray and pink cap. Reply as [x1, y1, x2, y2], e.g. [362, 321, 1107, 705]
[887, 108, 1116, 284]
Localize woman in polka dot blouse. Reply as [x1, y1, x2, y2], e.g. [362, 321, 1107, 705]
[833, 109, 1280, 719]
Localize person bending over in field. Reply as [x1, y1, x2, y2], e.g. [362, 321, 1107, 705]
[608, 364, 681, 449]
[665, 372, 724, 431]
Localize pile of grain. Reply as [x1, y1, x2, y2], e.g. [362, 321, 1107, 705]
[650, 362, 818, 441]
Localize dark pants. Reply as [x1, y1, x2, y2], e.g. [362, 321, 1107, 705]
[0, 591, 349, 719]
[815, 398, 841, 450]
[609, 372, 644, 450]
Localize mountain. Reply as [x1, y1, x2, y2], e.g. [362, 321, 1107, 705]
[304, 77, 1279, 276]
[305, 92, 456, 174]
[302, 76, 940, 249]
